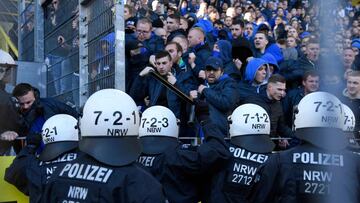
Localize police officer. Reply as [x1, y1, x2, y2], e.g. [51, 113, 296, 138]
[137, 104, 230, 203]
[42, 89, 165, 202]
[250, 92, 360, 203]
[207, 103, 275, 203]
[342, 104, 360, 152]
[0, 49, 24, 155]
[5, 114, 80, 203]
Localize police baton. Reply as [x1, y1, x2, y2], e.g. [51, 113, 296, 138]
[148, 70, 196, 125]
[148, 69, 195, 105]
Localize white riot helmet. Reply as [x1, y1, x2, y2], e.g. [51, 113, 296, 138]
[39, 114, 79, 161]
[343, 104, 355, 132]
[294, 91, 346, 149]
[342, 104, 359, 149]
[0, 49, 16, 67]
[79, 89, 141, 166]
[0, 49, 16, 81]
[228, 104, 274, 153]
[139, 106, 179, 154]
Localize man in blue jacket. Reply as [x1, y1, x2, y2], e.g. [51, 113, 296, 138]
[130, 51, 196, 130]
[190, 57, 239, 136]
[12, 83, 78, 148]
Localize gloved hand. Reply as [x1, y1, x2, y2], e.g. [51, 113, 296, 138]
[195, 100, 210, 123]
[26, 132, 42, 153]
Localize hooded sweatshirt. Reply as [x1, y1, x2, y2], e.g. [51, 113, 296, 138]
[244, 58, 270, 89]
[213, 40, 241, 81]
[261, 53, 279, 74]
[238, 58, 269, 103]
[202, 74, 239, 136]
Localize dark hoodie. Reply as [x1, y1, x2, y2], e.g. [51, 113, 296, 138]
[213, 40, 241, 81]
[202, 74, 239, 136]
[261, 53, 279, 74]
[125, 39, 150, 92]
[281, 55, 317, 89]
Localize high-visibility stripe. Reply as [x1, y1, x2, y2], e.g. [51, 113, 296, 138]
[0, 25, 18, 57]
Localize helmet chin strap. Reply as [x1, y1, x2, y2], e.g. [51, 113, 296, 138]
[0, 67, 6, 81]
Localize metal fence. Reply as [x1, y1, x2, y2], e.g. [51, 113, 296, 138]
[19, 0, 35, 61]
[43, 0, 79, 107]
[17, 0, 124, 108]
[83, 0, 115, 96]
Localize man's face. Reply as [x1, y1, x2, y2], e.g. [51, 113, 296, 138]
[166, 17, 179, 33]
[287, 28, 298, 38]
[224, 17, 232, 27]
[268, 82, 286, 101]
[17, 91, 36, 113]
[155, 56, 172, 76]
[165, 44, 181, 63]
[343, 49, 355, 66]
[275, 17, 282, 25]
[347, 76, 360, 97]
[136, 23, 152, 42]
[254, 33, 268, 50]
[277, 8, 284, 17]
[231, 24, 242, 39]
[124, 7, 131, 20]
[179, 19, 188, 31]
[254, 65, 267, 84]
[306, 43, 320, 61]
[344, 38, 352, 48]
[302, 75, 319, 93]
[187, 29, 202, 48]
[245, 24, 253, 36]
[287, 37, 297, 48]
[205, 67, 223, 83]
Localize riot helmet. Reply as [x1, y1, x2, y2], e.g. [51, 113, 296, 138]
[342, 104, 359, 149]
[139, 106, 179, 154]
[229, 103, 274, 153]
[294, 91, 346, 149]
[39, 114, 79, 161]
[0, 49, 16, 81]
[79, 89, 141, 166]
[0, 49, 16, 67]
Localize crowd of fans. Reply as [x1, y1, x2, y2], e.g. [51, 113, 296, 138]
[123, 0, 360, 149]
[2, 1, 360, 201]
[10, 0, 360, 151]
